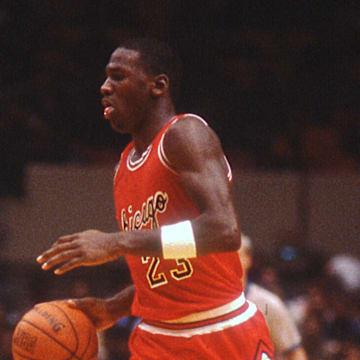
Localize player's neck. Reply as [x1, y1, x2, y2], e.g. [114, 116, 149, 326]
[132, 101, 176, 155]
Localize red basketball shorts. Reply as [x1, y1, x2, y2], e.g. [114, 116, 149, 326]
[128, 300, 274, 359]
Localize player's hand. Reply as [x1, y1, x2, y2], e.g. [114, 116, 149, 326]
[36, 230, 121, 275]
[66, 297, 120, 331]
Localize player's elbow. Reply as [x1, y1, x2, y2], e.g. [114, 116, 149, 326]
[223, 225, 241, 252]
[197, 215, 240, 255]
[214, 220, 240, 253]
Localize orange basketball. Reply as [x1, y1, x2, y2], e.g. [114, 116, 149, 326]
[12, 301, 98, 360]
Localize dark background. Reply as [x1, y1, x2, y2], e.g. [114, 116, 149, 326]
[1, 0, 360, 197]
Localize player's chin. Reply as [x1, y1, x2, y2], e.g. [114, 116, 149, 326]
[109, 119, 128, 134]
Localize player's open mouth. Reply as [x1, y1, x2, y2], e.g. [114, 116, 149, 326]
[102, 98, 115, 119]
[104, 106, 115, 118]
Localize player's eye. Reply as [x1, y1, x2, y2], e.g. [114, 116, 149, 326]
[111, 73, 125, 81]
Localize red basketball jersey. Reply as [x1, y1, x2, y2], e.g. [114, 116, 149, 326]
[113, 114, 244, 322]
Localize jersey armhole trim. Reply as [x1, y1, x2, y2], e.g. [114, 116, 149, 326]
[158, 113, 208, 175]
[224, 155, 232, 182]
[158, 113, 232, 182]
[113, 154, 123, 183]
[158, 131, 179, 175]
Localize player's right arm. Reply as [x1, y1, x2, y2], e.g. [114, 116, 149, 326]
[67, 285, 135, 331]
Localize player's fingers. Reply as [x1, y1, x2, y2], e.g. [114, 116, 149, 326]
[40, 249, 82, 271]
[37, 242, 77, 264]
[67, 297, 95, 309]
[57, 233, 80, 244]
[53, 257, 83, 275]
[66, 299, 81, 308]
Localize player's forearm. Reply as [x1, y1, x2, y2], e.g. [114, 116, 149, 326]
[107, 229, 162, 258]
[110, 214, 240, 259]
[192, 213, 240, 255]
[106, 284, 135, 319]
[37, 215, 240, 275]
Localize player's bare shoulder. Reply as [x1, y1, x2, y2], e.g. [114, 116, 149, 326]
[163, 114, 224, 172]
[166, 113, 217, 142]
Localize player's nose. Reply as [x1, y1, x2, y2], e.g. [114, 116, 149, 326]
[100, 78, 112, 95]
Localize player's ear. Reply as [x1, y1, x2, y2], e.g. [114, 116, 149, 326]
[151, 74, 170, 97]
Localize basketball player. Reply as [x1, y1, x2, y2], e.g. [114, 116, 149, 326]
[37, 38, 274, 359]
[239, 234, 307, 360]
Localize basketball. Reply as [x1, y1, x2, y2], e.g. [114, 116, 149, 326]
[12, 301, 98, 360]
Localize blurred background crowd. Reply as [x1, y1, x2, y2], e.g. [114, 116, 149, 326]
[1, 1, 359, 359]
[1, 246, 359, 359]
[1, 0, 360, 197]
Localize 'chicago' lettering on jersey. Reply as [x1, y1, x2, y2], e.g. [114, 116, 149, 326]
[121, 191, 168, 231]
[120, 190, 195, 289]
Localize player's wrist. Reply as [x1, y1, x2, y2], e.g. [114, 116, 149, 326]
[104, 297, 130, 323]
[106, 286, 135, 319]
[161, 220, 197, 259]
[103, 232, 128, 259]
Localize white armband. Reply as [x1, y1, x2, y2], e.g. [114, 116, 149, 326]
[161, 220, 197, 259]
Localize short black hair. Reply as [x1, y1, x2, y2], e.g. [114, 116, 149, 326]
[118, 37, 183, 100]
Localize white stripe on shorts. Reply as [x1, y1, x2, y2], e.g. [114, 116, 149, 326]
[165, 292, 246, 324]
[137, 301, 258, 338]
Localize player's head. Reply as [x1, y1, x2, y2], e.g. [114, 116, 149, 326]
[238, 233, 253, 273]
[100, 38, 182, 134]
[118, 37, 183, 100]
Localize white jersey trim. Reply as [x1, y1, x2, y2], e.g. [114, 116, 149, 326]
[138, 300, 257, 338]
[158, 113, 209, 175]
[158, 114, 232, 182]
[224, 155, 232, 182]
[158, 131, 178, 175]
[127, 145, 152, 171]
[113, 155, 122, 183]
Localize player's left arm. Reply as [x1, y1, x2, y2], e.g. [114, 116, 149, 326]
[161, 115, 241, 255]
[37, 116, 240, 273]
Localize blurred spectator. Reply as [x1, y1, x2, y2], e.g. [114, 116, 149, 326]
[288, 253, 360, 359]
[325, 254, 360, 295]
[239, 234, 308, 360]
